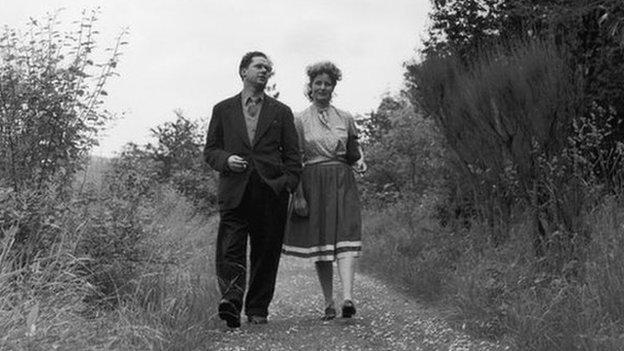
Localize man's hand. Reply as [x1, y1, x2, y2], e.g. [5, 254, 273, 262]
[227, 155, 248, 172]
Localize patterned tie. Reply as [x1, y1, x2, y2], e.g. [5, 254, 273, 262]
[246, 97, 261, 117]
[318, 108, 329, 128]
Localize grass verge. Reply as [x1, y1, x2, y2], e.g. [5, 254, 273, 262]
[360, 197, 624, 350]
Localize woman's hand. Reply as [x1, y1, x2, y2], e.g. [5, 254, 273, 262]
[354, 160, 367, 174]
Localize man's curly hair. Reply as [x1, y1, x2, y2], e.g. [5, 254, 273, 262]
[305, 61, 342, 101]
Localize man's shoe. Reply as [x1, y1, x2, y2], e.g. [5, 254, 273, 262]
[342, 300, 356, 318]
[247, 315, 268, 324]
[218, 299, 241, 328]
[321, 306, 336, 321]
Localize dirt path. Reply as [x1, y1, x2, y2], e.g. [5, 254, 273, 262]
[206, 256, 509, 351]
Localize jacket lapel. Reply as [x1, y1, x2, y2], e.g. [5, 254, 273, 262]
[228, 94, 251, 148]
[252, 97, 276, 147]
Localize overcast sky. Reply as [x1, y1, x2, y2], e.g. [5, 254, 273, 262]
[2, 0, 432, 156]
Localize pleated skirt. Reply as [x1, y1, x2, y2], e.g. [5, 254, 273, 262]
[282, 161, 362, 261]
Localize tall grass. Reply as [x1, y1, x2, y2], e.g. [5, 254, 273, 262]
[76, 173, 221, 350]
[361, 199, 455, 301]
[502, 198, 624, 350]
[361, 195, 624, 350]
[0, 156, 219, 350]
[121, 187, 220, 350]
[0, 190, 107, 349]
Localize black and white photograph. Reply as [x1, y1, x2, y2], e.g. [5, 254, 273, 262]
[1, 1, 623, 350]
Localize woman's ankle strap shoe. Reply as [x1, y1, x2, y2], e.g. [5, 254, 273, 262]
[342, 300, 356, 318]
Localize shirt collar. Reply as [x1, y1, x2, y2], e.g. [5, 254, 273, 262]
[313, 103, 331, 113]
[241, 90, 265, 105]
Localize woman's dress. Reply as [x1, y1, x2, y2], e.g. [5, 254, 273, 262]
[282, 105, 362, 261]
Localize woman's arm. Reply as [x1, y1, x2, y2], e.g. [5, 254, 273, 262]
[354, 145, 367, 173]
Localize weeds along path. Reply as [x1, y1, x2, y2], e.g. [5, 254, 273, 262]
[206, 255, 507, 351]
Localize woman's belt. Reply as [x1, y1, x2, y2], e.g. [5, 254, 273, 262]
[303, 157, 348, 167]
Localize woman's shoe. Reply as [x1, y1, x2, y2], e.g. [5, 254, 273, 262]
[342, 300, 356, 318]
[321, 306, 336, 321]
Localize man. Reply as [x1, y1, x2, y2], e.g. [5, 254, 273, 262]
[204, 51, 301, 328]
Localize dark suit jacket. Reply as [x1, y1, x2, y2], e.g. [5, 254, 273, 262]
[203, 93, 302, 210]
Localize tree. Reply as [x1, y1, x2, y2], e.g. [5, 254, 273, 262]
[413, 1, 624, 186]
[423, 0, 505, 61]
[265, 82, 280, 99]
[0, 10, 127, 194]
[358, 96, 397, 143]
[408, 0, 624, 250]
[146, 110, 202, 181]
[119, 111, 217, 211]
[360, 95, 448, 208]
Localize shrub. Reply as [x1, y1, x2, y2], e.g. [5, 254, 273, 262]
[358, 96, 449, 210]
[117, 111, 218, 212]
[0, 10, 125, 195]
[412, 39, 619, 259]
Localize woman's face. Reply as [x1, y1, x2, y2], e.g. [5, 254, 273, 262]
[310, 73, 334, 104]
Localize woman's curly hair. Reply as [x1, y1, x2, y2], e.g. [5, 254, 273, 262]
[305, 61, 342, 101]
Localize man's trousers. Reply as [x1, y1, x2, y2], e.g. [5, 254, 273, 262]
[215, 170, 289, 318]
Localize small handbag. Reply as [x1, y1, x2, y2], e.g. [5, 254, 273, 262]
[292, 193, 309, 217]
[345, 134, 361, 166]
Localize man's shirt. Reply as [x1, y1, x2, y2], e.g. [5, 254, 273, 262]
[241, 91, 264, 144]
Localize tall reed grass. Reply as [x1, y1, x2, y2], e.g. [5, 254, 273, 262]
[1, 157, 219, 350]
[122, 187, 220, 350]
[361, 199, 455, 301]
[361, 195, 624, 350]
[0, 191, 106, 349]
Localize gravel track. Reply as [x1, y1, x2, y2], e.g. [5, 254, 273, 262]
[206, 256, 509, 351]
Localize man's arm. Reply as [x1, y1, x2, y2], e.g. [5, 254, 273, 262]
[203, 105, 232, 172]
[280, 107, 302, 192]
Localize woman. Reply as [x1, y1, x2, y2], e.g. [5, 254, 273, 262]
[282, 61, 366, 320]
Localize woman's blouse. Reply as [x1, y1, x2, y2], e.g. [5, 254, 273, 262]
[295, 105, 360, 166]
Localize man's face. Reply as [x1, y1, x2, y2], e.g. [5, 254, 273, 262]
[241, 56, 272, 87]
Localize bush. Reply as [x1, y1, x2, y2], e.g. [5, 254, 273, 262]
[0, 10, 125, 195]
[358, 96, 449, 210]
[412, 38, 624, 262]
[0, 11, 219, 350]
[117, 112, 218, 212]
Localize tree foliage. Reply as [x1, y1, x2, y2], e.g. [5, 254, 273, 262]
[424, 0, 505, 61]
[359, 96, 449, 209]
[0, 10, 126, 194]
[117, 111, 217, 211]
[407, 0, 624, 250]
[146, 110, 202, 181]
[358, 96, 396, 143]
[414, 0, 624, 156]
[0, 11, 133, 298]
